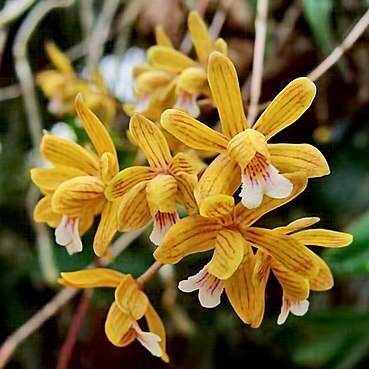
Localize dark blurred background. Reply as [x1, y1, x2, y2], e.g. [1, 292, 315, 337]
[1, 0, 369, 368]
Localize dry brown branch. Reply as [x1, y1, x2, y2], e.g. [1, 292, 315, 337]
[307, 8, 369, 82]
[78, 0, 94, 41]
[113, 0, 146, 56]
[247, 0, 269, 125]
[253, 8, 369, 116]
[208, 0, 234, 41]
[0, 288, 79, 369]
[13, 0, 75, 147]
[55, 290, 93, 369]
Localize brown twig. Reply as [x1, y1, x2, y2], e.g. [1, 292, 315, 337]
[0, 288, 78, 369]
[13, 0, 75, 148]
[247, 0, 269, 126]
[87, 0, 120, 70]
[307, 8, 369, 82]
[78, 0, 94, 42]
[254, 7, 369, 116]
[208, 0, 234, 42]
[55, 290, 93, 369]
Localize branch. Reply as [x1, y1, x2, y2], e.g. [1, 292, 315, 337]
[12, 0, 75, 148]
[55, 290, 93, 369]
[254, 8, 369, 116]
[87, 0, 120, 70]
[0, 0, 36, 27]
[247, 0, 269, 126]
[0, 288, 78, 369]
[137, 261, 162, 287]
[208, 0, 234, 41]
[307, 8, 369, 82]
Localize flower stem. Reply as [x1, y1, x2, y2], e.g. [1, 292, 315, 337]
[136, 261, 162, 288]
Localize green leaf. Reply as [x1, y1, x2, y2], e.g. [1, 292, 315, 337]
[291, 309, 369, 369]
[302, 0, 336, 55]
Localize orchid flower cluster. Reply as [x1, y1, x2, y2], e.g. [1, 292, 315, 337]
[32, 12, 352, 362]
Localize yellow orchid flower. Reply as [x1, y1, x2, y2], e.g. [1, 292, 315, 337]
[30, 138, 98, 252]
[148, 11, 226, 117]
[31, 95, 120, 257]
[161, 51, 330, 209]
[154, 174, 352, 327]
[105, 113, 199, 245]
[251, 217, 352, 325]
[127, 11, 227, 120]
[60, 268, 169, 362]
[37, 42, 117, 125]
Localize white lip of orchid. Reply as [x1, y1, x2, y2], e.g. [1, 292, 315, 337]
[178, 265, 224, 308]
[135, 93, 151, 113]
[132, 322, 163, 358]
[150, 211, 179, 246]
[240, 162, 293, 209]
[277, 298, 310, 325]
[173, 92, 200, 118]
[55, 215, 83, 255]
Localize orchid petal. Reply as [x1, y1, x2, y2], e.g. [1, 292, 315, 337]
[253, 78, 316, 140]
[130, 113, 172, 169]
[148, 45, 197, 72]
[105, 166, 156, 200]
[195, 154, 240, 205]
[188, 11, 212, 65]
[40, 134, 99, 175]
[60, 268, 124, 288]
[117, 181, 151, 232]
[33, 195, 62, 228]
[290, 229, 353, 247]
[154, 215, 222, 264]
[75, 95, 118, 166]
[105, 302, 132, 346]
[115, 275, 149, 319]
[93, 200, 119, 257]
[269, 143, 330, 178]
[208, 51, 248, 137]
[52, 176, 105, 216]
[145, 303, 169, 362]
[208, 229, 245, 279]
[225, 243, 256, 325]
[243, 228, 319, 279]
[199, 195, 234, 219]
[30, 167, 87, 192]
[146, 174, 178, 215]
[161, 109, 229, 153]
[55, 216, 83, 255]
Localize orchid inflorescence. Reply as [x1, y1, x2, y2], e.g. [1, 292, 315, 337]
[32, 11, 352, 362]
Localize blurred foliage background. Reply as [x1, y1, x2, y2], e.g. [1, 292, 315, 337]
[1, 0, 369, 368]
